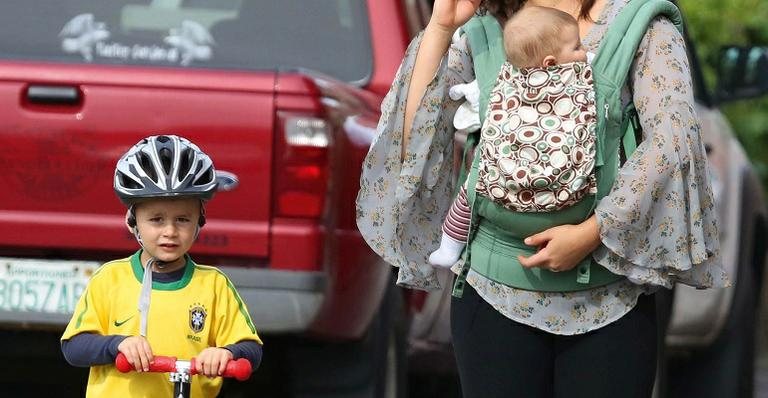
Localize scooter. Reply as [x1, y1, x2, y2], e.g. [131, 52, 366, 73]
[115, 352, 251, 398]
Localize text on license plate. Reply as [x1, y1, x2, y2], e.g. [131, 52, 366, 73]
[0, 258, 99, 314]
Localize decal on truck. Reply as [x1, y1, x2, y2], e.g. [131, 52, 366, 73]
[59, 13, 110, 62]
[164, 20, 215, 66]
[59, 13, 214, 66]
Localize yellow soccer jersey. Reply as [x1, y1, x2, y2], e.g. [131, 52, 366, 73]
[62, 250, 262, 398]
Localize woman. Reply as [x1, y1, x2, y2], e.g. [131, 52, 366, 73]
[356, 0, 729, 396]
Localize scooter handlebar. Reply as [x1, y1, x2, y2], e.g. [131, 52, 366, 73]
[115, 352, 252, 381]
[190, 357, 252, 381]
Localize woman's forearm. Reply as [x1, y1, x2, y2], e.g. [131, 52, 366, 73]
[401, 24, 456, 159]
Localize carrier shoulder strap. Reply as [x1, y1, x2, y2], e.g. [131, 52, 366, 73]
[452, 16, 506, 297]
[591, 0, 683, 92]
[590, 0, 683, 198]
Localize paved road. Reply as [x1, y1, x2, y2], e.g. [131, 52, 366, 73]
[3, 324, 768, 397]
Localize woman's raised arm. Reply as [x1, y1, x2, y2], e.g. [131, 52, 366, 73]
[402, 0, 482, 159]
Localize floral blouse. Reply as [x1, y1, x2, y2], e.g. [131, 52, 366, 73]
[355, 0, 729, 335]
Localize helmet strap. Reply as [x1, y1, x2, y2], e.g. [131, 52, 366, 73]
[194, 201, 206, 240]
[138, 257, 154, 336]
[198, 201, 207, 227]
[127, 205, 146, 248]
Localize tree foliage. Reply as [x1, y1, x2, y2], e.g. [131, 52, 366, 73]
[679, 0, 768, 186]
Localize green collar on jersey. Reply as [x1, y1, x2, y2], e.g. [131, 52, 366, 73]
[130, 250, 195, 291]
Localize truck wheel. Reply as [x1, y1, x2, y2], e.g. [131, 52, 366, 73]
[287, 280, 408, 398]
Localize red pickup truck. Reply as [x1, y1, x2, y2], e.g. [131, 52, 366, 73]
[0, 1, 430, 396]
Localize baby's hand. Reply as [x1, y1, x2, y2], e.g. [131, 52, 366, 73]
[195, 347, 234, 377]
[117, 335, 154, 372]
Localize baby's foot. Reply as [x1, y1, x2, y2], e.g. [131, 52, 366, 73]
[428, 235, 466, 268]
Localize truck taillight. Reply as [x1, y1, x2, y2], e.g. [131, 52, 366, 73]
[274, 113, 330, 218]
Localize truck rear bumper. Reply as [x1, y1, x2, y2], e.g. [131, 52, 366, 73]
[220, 267, 327, 333]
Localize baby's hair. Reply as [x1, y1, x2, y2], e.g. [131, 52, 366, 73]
[503, 6, 579, 68]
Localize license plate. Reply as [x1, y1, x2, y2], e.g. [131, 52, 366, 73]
[0, 258, 100, 314]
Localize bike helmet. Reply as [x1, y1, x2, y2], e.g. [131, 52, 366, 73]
[114, 134, 218, 206]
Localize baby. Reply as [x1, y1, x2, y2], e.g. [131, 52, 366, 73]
[429, 6, 593, 268]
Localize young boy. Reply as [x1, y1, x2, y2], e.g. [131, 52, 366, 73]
[61, 135, 262, 397]
[429, 6, 594, 267]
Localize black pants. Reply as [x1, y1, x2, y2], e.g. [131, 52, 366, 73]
[451, 283, 658, 398]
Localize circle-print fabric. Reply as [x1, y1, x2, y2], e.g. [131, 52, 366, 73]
[476, 62, 598, 212]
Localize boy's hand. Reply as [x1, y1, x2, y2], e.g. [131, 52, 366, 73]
[195, 347, 234, 377]
[117, 336, 154, 372]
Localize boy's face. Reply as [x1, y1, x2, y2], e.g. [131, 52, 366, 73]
[133, 198, 201, 270]
[554, 24, 587, 64]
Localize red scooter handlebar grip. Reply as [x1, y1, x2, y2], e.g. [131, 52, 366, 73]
[115, 352, 132, 373]
[222, 358, 252, 381]
[115, 353, 177, 373]
[189, 358, 252, 381]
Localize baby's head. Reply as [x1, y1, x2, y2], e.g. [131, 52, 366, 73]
[503, 6, 587, 68]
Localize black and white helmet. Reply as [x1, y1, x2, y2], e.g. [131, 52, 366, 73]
[114, 135, 218, 205]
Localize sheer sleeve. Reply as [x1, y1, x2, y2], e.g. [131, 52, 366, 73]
[593, 17, 729, 288]
[356, 31, 474, 290]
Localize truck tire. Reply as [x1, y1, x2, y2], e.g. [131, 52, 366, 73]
[286, 280, 408, 398]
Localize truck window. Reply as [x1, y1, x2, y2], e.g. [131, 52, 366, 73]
[0, 0, 373, 83]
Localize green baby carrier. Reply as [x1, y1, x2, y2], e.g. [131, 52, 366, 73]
[452, 0, 683, 297]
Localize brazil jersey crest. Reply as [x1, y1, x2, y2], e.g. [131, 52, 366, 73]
[189, 303, 207, 333]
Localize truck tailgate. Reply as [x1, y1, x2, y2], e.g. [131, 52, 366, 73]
[0, 64, 275, 259]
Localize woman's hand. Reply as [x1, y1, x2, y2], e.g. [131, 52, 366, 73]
[518, 215, 602, 272]
[117, 335, 154, 372]
[429, 0, 483, 34]
[195, 347, 234, 377]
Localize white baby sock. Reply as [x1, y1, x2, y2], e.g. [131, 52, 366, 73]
[428, 234, 466, 268]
